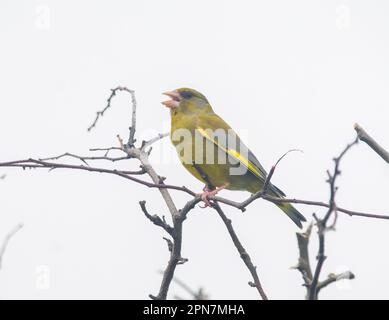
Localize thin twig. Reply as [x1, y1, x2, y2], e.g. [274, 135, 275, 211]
[262, 149, 303, 195]
[89, 147, 123, 153]
[40, 152, 130, 164]
[87, 86, 135, 133]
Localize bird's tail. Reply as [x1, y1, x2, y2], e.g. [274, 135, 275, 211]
[275, 202, 306, 229]
[248, 182, 306, 228]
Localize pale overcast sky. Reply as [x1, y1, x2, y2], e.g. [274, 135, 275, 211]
[1, 0, 389, 299]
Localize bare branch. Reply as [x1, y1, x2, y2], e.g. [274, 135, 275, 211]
[139, 200, 174, 236]
[293, 223, 313, 297]
[149, 198, 201, 300]
[190, 162, 269, 299]
[162, 237, 174, 252]
[141, 133, 169, 151]
[87, 86, 136, 137]
[308, 138, 358, 300]
[0, 223, 23, 270]
[293, 221, 355, 299]
[317, 271, 355, 294]
[2, 153, 388, 226]
[212, 194, 389, 220]
[87, 88, 189, 300]
[355, 123, 389, 164]
[212, 202, 268, 300]
[1, 158, 388, 221]
[0, 83, 193, 301]
[127, 89, 137, 147]
[132, 149, 180, 218]
[0, 158, 153, 179]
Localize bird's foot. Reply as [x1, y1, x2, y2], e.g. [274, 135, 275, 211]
[198, 184, 228, 208]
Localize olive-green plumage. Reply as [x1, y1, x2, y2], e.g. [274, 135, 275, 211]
[166, 88, 306, 228]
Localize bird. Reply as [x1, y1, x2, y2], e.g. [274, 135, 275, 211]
[162, 88, 306, 228]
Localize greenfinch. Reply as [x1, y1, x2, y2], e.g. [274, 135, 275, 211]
[162, 88, 306, 228]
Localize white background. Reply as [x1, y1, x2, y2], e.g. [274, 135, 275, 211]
[0, 0, 389, 299]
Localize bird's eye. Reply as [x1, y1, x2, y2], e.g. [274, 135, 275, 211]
[180, 91, 193, 99]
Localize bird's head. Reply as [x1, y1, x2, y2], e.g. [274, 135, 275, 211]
[162, 88, 213, 115]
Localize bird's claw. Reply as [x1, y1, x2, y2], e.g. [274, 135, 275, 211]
[197, 185, 228, 208]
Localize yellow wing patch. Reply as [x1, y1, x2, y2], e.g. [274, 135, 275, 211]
[197, 128, 262, 178]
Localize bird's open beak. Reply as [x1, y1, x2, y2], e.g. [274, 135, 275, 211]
[162, 90, 180, 109]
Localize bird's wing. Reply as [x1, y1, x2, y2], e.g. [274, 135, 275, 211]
[197, 114, 286, 196]
[196, 114, 267, 179]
